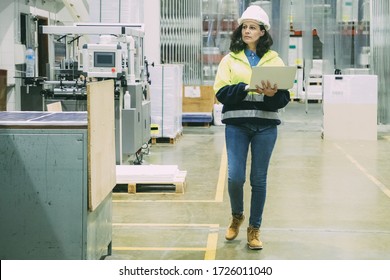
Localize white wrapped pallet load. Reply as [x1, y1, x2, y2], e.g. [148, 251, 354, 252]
[149, 64, 183, 139]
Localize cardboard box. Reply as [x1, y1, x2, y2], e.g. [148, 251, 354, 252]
[183, 85, 216, 113]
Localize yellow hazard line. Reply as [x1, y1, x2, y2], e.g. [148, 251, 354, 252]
[112, 223, 219, 260]
[334, 143, 390, 199]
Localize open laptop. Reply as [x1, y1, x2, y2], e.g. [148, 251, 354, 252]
[249, 66, 297, 90]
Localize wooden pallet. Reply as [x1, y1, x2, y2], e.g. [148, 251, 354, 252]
[295, 98, 323, 104]
[182, 122, 211, 127]
[307, 99, 322, 103]
[126, 171, 186, 194]
[151, 132, 182, 144]
[151, 137, 177, 144]
[116, 165, 187, 194]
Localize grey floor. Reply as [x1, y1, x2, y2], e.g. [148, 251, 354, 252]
[107, 102, 390, 260]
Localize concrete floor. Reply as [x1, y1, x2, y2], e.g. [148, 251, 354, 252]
[107, 102, 390, 260]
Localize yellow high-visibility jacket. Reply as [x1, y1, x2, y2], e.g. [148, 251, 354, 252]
[213, 49, 290, 125]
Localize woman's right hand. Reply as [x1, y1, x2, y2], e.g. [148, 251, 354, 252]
[255, 80, 277, 97]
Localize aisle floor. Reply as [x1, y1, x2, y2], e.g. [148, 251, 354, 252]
[107, 102, 390, 260]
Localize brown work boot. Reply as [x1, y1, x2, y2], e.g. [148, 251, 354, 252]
[247, 225, 263, 250]
[225, 214, 245, 240]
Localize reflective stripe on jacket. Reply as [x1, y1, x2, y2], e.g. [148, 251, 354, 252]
[213, 50, 290, 126]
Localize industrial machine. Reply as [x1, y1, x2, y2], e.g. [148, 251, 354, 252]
[28, 23, 152, 164]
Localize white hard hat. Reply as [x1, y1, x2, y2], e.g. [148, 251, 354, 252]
[237, 5, 271, 31]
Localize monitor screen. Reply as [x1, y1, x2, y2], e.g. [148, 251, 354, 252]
[94, 52, 115, 67]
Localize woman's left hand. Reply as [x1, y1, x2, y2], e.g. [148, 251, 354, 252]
[255, 80, 277, 97]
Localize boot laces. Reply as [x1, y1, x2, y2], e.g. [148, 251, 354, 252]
[249, 227, 260, 240]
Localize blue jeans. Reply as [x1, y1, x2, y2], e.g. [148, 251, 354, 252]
[225, 123, 277, 228]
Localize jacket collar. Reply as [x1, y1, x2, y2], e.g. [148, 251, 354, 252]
[230, 49, 279, 65]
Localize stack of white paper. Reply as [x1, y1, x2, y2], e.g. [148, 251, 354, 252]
[116, 165, 186, 184]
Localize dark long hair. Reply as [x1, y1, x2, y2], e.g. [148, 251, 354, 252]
[230, 24, 273, 58]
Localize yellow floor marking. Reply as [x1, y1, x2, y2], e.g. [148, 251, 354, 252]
[113, 247, 206, 251]
[204, 225, 219, 260]
[113, 223, 219, 227]
[214, 143, 227, 202]
[112, 199, 218, 203]
[112, 223, 219, 260]
[334, 144, 390, 199]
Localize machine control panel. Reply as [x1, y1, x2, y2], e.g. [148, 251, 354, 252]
[82, 43, 122, 78]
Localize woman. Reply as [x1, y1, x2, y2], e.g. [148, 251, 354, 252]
[214, 5, 290, 250]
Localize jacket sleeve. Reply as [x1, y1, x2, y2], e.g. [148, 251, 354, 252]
[214, 55, 249, 105]
[215, 83, 248, 105]
[263, 89, 291, 110]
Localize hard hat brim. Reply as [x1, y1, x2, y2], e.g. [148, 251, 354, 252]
[237, 18, 270, 30]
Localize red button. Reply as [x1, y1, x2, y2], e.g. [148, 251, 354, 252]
[112, 68, 116, 73]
